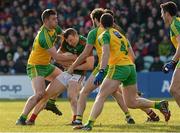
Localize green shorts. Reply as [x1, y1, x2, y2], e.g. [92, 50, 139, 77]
[176, 60, 180, 68]
[92, 64, 108, 79]
[27, 64, 55, 80]
[106, 65, 137, 86]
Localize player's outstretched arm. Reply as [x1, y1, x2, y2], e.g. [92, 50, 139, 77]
[94, 44, 110, 86]
[75, 56, 95, 70]
[128, 45, 135, 62]
[162, 35, 180, 73]
[47, 46, 77, 62]
[67, 44, 93, 74]
[100, 44, 110, 70]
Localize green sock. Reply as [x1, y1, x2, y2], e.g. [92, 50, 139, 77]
[125, 111, 130, 118]
[85, 117, 95, 127]
[154, 102, 161, 109]
[76, 115, 82, 121]
[48, 99, 56, 104]
[20, 114, 27, 121]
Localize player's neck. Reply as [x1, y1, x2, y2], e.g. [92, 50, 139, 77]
[95, 22, 100, 27]
[44, 24, 53, 30]
[168, 16, 174, 26]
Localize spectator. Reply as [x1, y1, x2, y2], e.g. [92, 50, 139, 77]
[135, 51, 145, 72]
[158, 36, 171, 57]
[0, 60, 9, 74]
[0, 0, 179, 74]
[149, 55, 164, 72]
[8, 60, 15, 74]
[0, 37, 6, 61]
[14, 55, 27, 74]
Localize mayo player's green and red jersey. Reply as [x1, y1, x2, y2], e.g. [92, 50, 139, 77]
[60, 35, 87, 75]
[60, 35, 86, 55]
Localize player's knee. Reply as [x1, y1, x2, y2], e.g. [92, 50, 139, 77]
[112, 90, 118, 96]
[68, 93, 77, 102]
[79, 89, 89, 97]
[34, 92, 45, 101]
[95, 93, 106, 102]
[70, 98, 77, 106]
[67, 94, 72, 101]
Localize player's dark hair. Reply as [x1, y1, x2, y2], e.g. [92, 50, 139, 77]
[90, 8, 104, 22]
[63, 28, 78, 39]
[100, 13, 114, 28]
[104, 9, 114, 17]
[41, 9, 57, 22]
[104, 9, 126, 35]
[160, 1, 177, 16]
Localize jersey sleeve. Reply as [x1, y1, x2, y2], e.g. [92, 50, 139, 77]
[86, 29, 97, 45]
[99, 31, 110, 45]
[79, 35, 87, 46]
[55, 25, 63, 35]
[39, 31, 54, 49]
[59, 40, 68, 53]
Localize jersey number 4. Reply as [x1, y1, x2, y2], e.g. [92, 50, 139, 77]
[120, 41, 128, 55]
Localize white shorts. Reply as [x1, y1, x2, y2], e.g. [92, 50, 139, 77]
[69, 74, 85, 83]
[69, 74, 85, 87]
[56, 72, 72, 87]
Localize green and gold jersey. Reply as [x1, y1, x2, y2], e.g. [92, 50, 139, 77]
[87, 26, 105, 62]
[98, 28, 134, 66]
[28, 25, 62, 65]
[60, 35, 86, 55]
[170, 17, 180, 49]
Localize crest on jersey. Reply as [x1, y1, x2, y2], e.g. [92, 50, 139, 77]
[113, 31, 122, 38]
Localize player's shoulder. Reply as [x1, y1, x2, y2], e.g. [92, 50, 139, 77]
[38, 29, 46, 42]
[79, 35, 86, 46]
[174, 17, 180, 26]
[110, 28, 126, 39]
[38, 26, 47, 36]
[55, 25, 63, 34]
[37, 26, 50, 45]
[101, 29, 111, 37]
[88, 27, 98, 36]
[171, 17, 180, 28]
[79, 35, 86, 41]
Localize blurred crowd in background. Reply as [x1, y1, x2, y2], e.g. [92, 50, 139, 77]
[0, 0, 180, 74]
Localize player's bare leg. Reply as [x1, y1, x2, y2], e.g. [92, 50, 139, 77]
[44, 67, 63, 116]
[73, 74, 97, 125]
[16, 76, 46, 125]
[26, 78, 67, 125]
[78, 79, 120, 130]
[112, 88, 135, 124]
[122, 84, 170, 122]
[169, 68, 180, 107]
[142, 108, 160, 122]
[67, 80, 81, 124]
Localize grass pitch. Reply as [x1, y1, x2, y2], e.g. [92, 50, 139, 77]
[0, 99, 180, 132]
